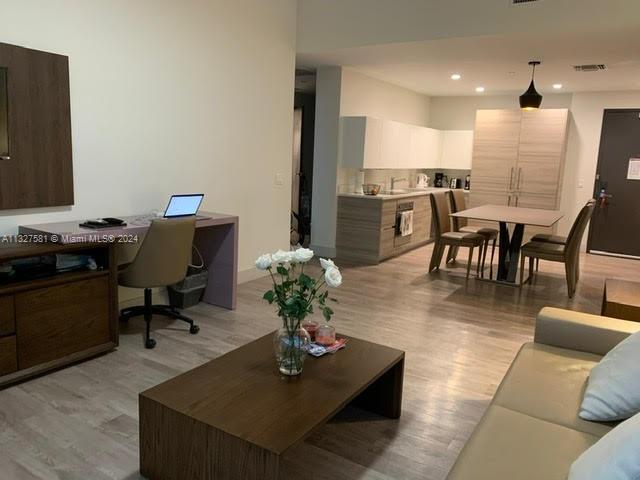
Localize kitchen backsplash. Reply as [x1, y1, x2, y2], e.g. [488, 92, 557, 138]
[338, 167, 471, 193]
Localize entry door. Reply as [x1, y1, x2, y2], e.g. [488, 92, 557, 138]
[588, 109, 640, 257]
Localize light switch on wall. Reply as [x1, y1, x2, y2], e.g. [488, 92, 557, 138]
[275, 173, 284, 185]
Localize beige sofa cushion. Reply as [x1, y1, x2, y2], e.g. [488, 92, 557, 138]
[447, 405, 600, 480]
[492, 343, 615, 437]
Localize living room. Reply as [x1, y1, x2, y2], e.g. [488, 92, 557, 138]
[1, 1, 640, 479]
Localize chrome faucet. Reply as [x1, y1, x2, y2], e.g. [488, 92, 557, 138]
[390, 177, 407, 190]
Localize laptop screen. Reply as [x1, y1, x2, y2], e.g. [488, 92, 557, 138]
[164, 194, 204, 218]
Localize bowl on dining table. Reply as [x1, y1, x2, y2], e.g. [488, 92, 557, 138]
[362, 184, 381, 196]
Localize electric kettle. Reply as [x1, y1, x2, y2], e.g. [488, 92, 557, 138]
[416, 173, 429, 188]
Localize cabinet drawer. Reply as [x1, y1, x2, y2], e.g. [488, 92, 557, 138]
[0, 336, 17, 376]
[15, 276, 111, 370]
[0, 295, 15, 336]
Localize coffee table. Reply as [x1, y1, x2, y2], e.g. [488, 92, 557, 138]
[139, 332, 405, 480]
[602, 279, 640, 322]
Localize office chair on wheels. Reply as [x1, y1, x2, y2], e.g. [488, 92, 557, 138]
[119, 217, 200, 349]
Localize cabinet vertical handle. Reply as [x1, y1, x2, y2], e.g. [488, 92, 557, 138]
[515, 196, 519, 207]
[508, 167, 514, 190]
[508, 195, 511, 206]
[516, 167, 522, 191]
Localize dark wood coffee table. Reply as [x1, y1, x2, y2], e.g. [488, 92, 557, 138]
[139, 332, 405, 480]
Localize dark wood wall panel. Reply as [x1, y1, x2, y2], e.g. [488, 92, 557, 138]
[0, 42, 73, 209]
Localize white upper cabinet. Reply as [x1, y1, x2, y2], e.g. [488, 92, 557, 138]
[381, 120, 410, 169]
[341, 116, 466, 170]
[408, 126, 442, 169]
[440, 130, 474, 170]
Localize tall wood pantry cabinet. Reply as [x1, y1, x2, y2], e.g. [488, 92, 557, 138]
[469, 108, 570, 231]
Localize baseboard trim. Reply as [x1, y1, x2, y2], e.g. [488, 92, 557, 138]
[238, 267, 270, 284]
[309, 244, 337, 258]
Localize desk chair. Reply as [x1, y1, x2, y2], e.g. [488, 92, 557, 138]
[119, 217, 200, 349]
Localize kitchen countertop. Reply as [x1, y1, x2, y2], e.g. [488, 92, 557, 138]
[338, 188, 469, 201]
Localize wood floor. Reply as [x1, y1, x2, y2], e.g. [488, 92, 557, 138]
[1, 244, 638, 480]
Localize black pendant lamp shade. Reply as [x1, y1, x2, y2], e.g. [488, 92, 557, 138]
[520, 61, 543, 109]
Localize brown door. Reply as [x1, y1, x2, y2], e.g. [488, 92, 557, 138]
[588, 109, 640, 257]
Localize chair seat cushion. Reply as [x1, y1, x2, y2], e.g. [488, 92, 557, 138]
[493, 343, 614, 437]
[460, 226, 499, 238]
[522, 241, 565, 260]
[446, 405, 600, 480]
[441, 231, 484, 245]
[531, 233, 567, 244]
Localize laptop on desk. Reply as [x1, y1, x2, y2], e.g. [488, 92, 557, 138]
[164, 194, 210, 220]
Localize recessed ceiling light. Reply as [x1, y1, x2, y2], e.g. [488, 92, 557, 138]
[475, 86, 485, 93]
[553, 83, 563, 90]
[451, 74, 462, 80]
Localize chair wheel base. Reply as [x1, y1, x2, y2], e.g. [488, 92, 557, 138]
[189, 325, 200, 335]
[145, 338, 157, 349]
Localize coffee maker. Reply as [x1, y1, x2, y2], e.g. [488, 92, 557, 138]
[434, 173, 446, 188]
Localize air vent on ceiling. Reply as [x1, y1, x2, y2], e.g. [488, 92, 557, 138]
[573, 64, 607, 72]
[511, 0, 540, 5]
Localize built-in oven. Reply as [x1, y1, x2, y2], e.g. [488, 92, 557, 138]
[394, 201, 414, 247]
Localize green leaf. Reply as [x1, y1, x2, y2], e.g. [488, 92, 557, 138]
[262, 290, 275, 304]
[298, 273, 313, 290]
[276, 265, 289, 276]
[320, 305, 334, 321]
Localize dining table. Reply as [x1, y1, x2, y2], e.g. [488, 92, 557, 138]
[450, 205, 564, 284]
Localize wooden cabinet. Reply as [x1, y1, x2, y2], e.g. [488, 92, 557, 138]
[0, 243, 118, 388]
[16, 276, 111, 369]
[337, 194, 433, 264]
[469, 109, 569, 224]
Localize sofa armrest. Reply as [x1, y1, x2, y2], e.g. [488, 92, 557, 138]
[535, 307, 640, 356]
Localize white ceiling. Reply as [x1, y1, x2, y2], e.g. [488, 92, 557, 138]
[297, 28, 640, 96]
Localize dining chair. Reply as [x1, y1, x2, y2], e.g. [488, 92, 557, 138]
[429, 191, 485, 280]
[528, 199, 597, 274]
[447, 190, 499, 278]
[519, 201, 596, 298]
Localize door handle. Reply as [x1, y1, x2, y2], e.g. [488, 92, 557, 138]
[0, 155, 10, 161]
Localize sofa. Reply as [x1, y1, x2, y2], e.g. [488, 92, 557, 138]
[447, 307, 640, 480]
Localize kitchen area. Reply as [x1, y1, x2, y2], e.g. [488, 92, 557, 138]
[335, 108, 570, 266]
[336, 116, 473, 264]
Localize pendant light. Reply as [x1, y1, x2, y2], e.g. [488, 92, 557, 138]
[519, 61, 543, 109]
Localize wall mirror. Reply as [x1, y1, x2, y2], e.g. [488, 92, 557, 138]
[0, 67, 8, 159]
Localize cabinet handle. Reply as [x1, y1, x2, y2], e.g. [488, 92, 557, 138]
[515, 196, 519, 207]
[508, 167, 514, 190]
[0, 155, 10, 161]
[508, 195, 511, 206]
[516, 167, 522, 191]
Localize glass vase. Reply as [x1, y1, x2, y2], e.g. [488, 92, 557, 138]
[273, 325, 311, 376]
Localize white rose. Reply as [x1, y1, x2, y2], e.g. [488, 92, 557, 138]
[272, 249, 295, 265]
[320, 258, 336, 270]
[254, 254, 272, 270]
[293, 247, 314, 263]
[324, 266, 342, 288]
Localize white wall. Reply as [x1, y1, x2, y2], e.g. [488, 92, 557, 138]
[340, 68, 430, 126]
[310, 67, 432, 255]
[0, 0, 297, 279]
[429, 94, 573, 130]
[561, 91, 640, 234]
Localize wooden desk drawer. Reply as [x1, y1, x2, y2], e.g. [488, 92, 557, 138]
[0, 336, 17, 376]
[15, 275, 111, 370]
[0, 296, 15, 336]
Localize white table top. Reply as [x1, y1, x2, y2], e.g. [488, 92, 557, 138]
[451, 205, 563, 227]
